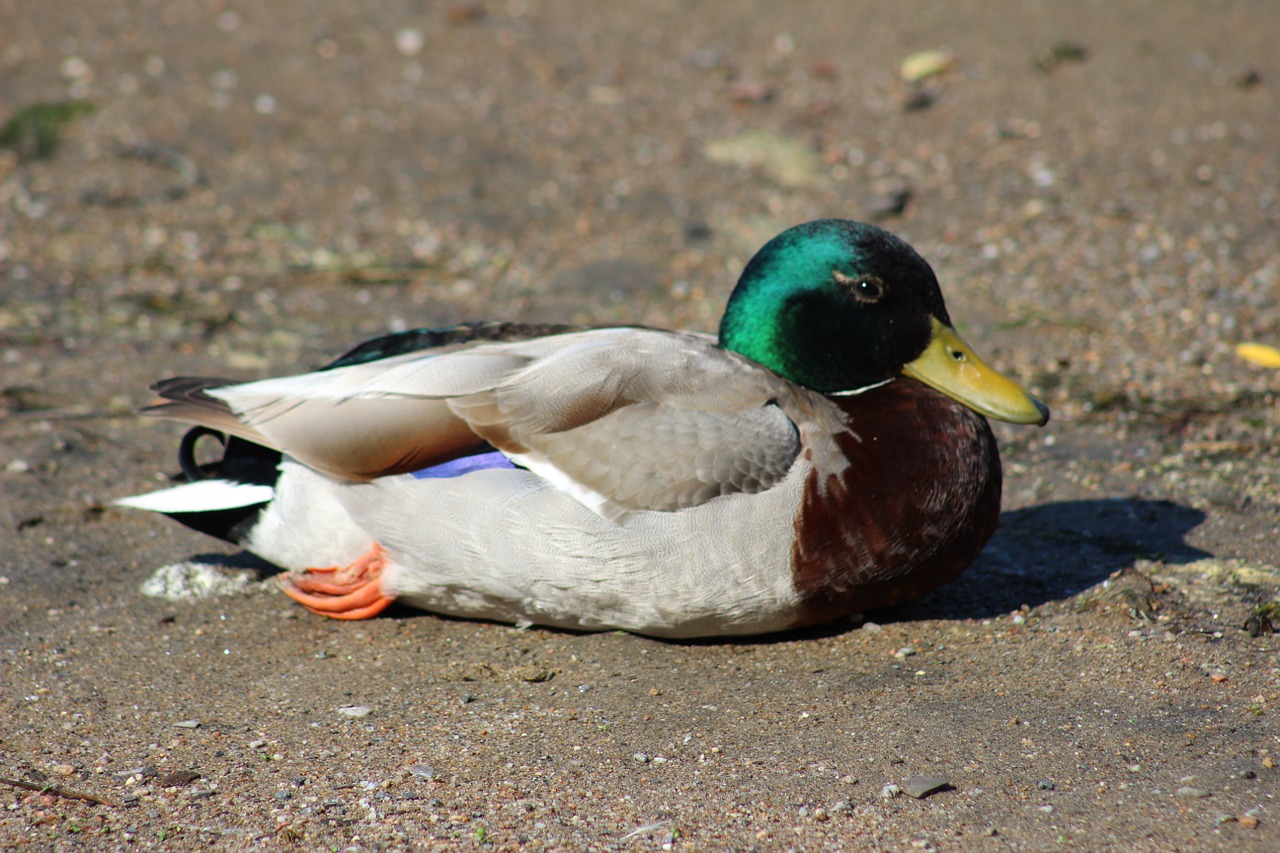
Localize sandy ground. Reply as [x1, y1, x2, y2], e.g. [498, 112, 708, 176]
[2, 1, 1279, 849]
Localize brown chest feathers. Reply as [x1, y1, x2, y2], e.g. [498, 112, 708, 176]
[791, 378, 1002, 626]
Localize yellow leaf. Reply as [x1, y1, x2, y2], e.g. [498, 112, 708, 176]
[901, 50, 956, 83]
[1236, 342, 1280, 368]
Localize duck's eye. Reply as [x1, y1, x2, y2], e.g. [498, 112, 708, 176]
[833, 271, 886, 304]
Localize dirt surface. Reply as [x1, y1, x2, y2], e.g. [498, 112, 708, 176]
[2, 1, 1279, 849]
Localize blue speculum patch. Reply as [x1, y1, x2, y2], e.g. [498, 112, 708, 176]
[410, 451, 516, 479]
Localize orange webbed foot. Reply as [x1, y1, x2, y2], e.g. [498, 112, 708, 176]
[280, 544, 395, 620]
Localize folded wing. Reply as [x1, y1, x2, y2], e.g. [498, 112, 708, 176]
[142, 329, 803, 515]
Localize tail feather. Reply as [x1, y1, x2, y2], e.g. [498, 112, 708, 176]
[118, 424, 282, 544]
[125, 377, 285, 543]
[115, 479, 275, 513]
[141, 376, 274, 448]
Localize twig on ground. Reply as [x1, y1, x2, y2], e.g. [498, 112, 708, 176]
[0, 775, 118, 807]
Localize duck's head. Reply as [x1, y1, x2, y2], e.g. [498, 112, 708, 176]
[719, 219, 1049, 425]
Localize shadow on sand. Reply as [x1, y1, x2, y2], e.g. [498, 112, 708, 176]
[880, 496, 1210, 623]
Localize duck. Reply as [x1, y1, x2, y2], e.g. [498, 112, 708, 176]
[117, 219, 1048, 638]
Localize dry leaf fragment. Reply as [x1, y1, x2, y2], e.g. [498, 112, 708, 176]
[1236, 342, 1280, 368]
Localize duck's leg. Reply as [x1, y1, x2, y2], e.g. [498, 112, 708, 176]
[279, 544, 395, 619]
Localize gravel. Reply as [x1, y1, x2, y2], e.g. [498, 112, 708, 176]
[2, 1, 1278, 850]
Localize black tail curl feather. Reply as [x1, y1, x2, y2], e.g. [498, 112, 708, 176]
[178, 426, 226, 481]
[177, 428, 282, 486]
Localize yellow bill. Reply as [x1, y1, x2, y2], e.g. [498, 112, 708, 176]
[903, 319, 1050, 425]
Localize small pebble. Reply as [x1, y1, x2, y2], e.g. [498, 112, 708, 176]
[727, 80, 776, 104]
[902, 775, 948, 799]
[249, 740, 266, 749]
[901, 88, 936, 112]
[634, 753, 650, 763]
[866, 185, 912, 220]
[174, 719, 200, 728]
[408, 764, 437, 779]
[158, 770, 199, 788]
[1175, 787, 1211, 798]
[114, 766, 156, 780]
[395, 28, 424, 56]
[1236, 69, 1262, 89]
[59, 56, 93, 81]
[336, 705, 371, 718]
[1036, 779, 1055, 791]
[881, 783, 901, 799]
[446, 2, 487, 26]
[1034, 41, 1088, 72]
[510, 665, 554, 683]
[894, 647, 916, 659]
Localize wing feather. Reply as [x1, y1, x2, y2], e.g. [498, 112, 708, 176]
[139, 328, 805, 505]
[448, 330, 803, 514]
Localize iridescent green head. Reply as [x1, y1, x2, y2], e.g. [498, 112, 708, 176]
[718, 219, 1049, 425]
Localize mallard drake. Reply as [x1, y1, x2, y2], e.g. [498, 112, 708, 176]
[118, 219, 1048, 638]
